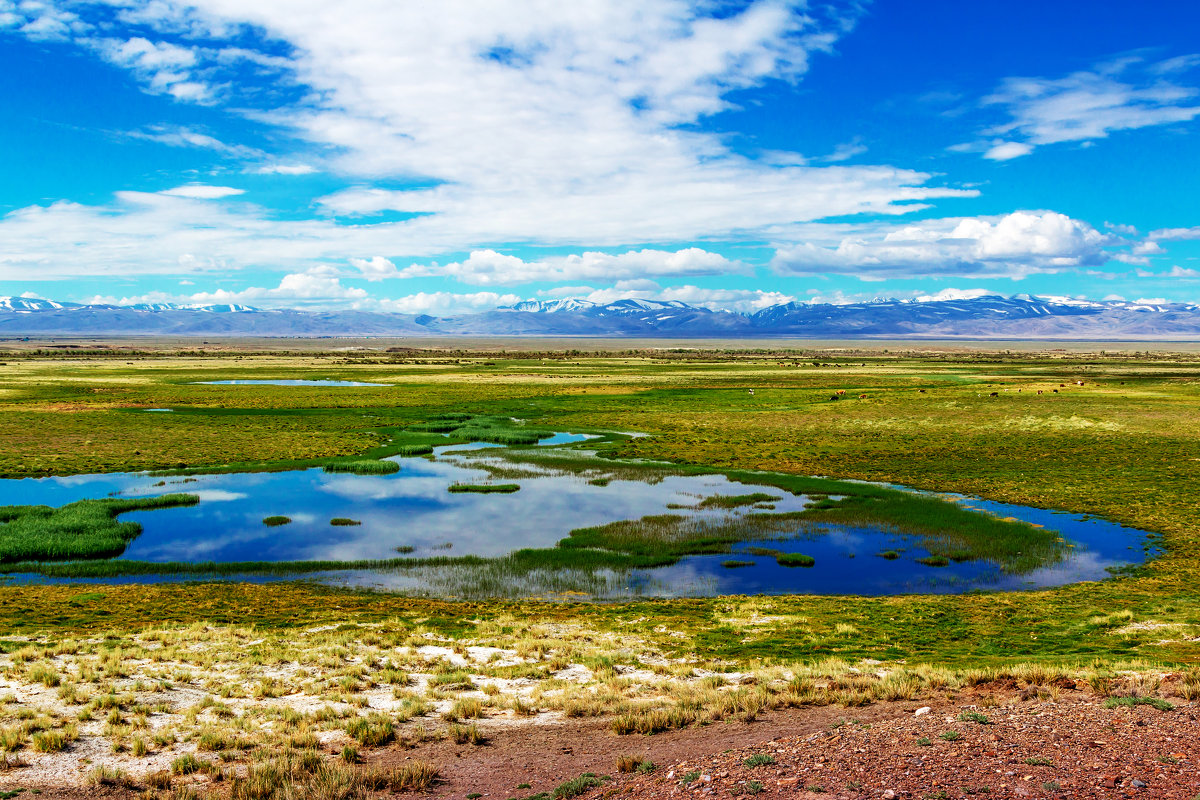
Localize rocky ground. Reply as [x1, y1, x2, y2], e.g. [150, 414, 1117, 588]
[6, 688, 1194, 799]
[565, 692, 1200, 800]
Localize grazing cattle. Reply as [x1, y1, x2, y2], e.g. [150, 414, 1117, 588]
[918, 389, 926, 393]
[829, 395, 839, 401]
[836, 389, 846, 396]
[1037, 390, 1043, 395]
[1076, 381, 1084, 386]
[989, 392, 998, 397]
[748, 389, 754, 396]
[1053, 389, 1058, 393]
[1060, 383, 1065, 387]
[858, 393, 867, 399]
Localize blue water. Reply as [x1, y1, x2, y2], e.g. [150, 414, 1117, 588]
[194, 380, 389, 387]
[0, 443, 1152, 597]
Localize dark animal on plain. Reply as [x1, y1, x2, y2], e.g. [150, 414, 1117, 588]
[858, 394, 867, 399]
[918, 389, 926, 393]
[829, 395, 839, 401]
[989, 392, 998, 397]
[1053, 389, 1058, 393]
[1037, 390, 1043, 395]
[1076, 381, 1084, 386]
[748, 389, 754, 396]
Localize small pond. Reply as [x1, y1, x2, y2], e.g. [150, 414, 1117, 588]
[0, 439, 1154, 599]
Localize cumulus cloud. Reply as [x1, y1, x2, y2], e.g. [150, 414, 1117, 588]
[969, 54, 1200, 158]
[393, 248, 741, 286]
[375, 292, 522, 315]
[771, 211, 1108, 279]
[0, 0, 976, 277]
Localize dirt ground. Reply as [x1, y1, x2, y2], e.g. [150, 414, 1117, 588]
[4, 689, 1196, 799]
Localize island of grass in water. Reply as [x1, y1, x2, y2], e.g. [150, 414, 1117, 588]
[0, 415, 1152, 599]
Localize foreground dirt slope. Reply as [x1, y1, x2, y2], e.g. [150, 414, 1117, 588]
[3, 691, 1196, 799]
[571, 693, 1199, 800]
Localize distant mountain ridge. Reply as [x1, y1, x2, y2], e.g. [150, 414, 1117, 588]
[2, 294, 1199, 339]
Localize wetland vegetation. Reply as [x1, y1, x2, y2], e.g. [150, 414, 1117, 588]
[0, 344, 1197, 796]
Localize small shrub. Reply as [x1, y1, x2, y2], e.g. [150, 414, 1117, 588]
[345, 713, 395, 746]
[553, 773, 603, 799]
[448, 723, 486, 745]
[31, 730, 69, 753]
[939, 731, 961, 741]
[958, 711, 989, 724]
[87, 765, 132, 787]
[743, 753, 775, 767]
[1103, 696, 1174, 711]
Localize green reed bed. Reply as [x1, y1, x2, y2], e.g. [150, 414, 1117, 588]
[785, 490, 1063, 573]
[449, 426, 551, 445]
[322, 459, 401, 475]
[697, 493, 782, 509]
[447, 483, 521, 494]
[0, 494, 198, 562]
[262, 515, 292, 526]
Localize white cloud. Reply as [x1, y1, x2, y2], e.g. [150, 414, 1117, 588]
[982, 141, 1033, 161]
[251, 164, 317, 175]
[0, 0, 977, 277]
[348, 256, 399, 282]
[771, 211, 1108, 279]
[159, 184, 245, 199]
[1149, 226, 1200, 241]
[126, 125, 264, 159]
[394, 248, 741, 286]
[974, 55, 1200, 157]
[1105, 221, 1139, 236]
[1136, 265, 1200, 279]
[375, 291, 522, 315]
[819, 139, 867, 162]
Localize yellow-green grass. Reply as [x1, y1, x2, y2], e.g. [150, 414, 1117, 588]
[0, 351, 1195, 672]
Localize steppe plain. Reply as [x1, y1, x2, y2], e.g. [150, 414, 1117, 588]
[0, 339, 1197, 799]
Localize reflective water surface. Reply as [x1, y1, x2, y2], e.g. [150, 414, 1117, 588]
[0, 443, 1152, 598]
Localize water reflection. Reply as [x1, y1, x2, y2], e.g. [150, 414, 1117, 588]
[0, 441, 1152, 598]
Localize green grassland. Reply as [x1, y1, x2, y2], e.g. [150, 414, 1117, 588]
[0, 347, 1197, 670]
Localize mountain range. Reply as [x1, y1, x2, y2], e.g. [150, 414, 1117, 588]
[2, 294, 1199, 339]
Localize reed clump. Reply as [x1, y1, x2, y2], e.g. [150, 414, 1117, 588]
[323, 460, 401, 475]
[0, 494, 198, 562]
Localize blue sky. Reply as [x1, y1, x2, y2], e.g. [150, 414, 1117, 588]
[1, 0, 1198, 313]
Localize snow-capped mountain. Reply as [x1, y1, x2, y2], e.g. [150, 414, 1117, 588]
[1, 294, 1199, 339]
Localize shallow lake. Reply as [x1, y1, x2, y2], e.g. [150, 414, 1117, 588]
[0, 441, 1153, 598]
